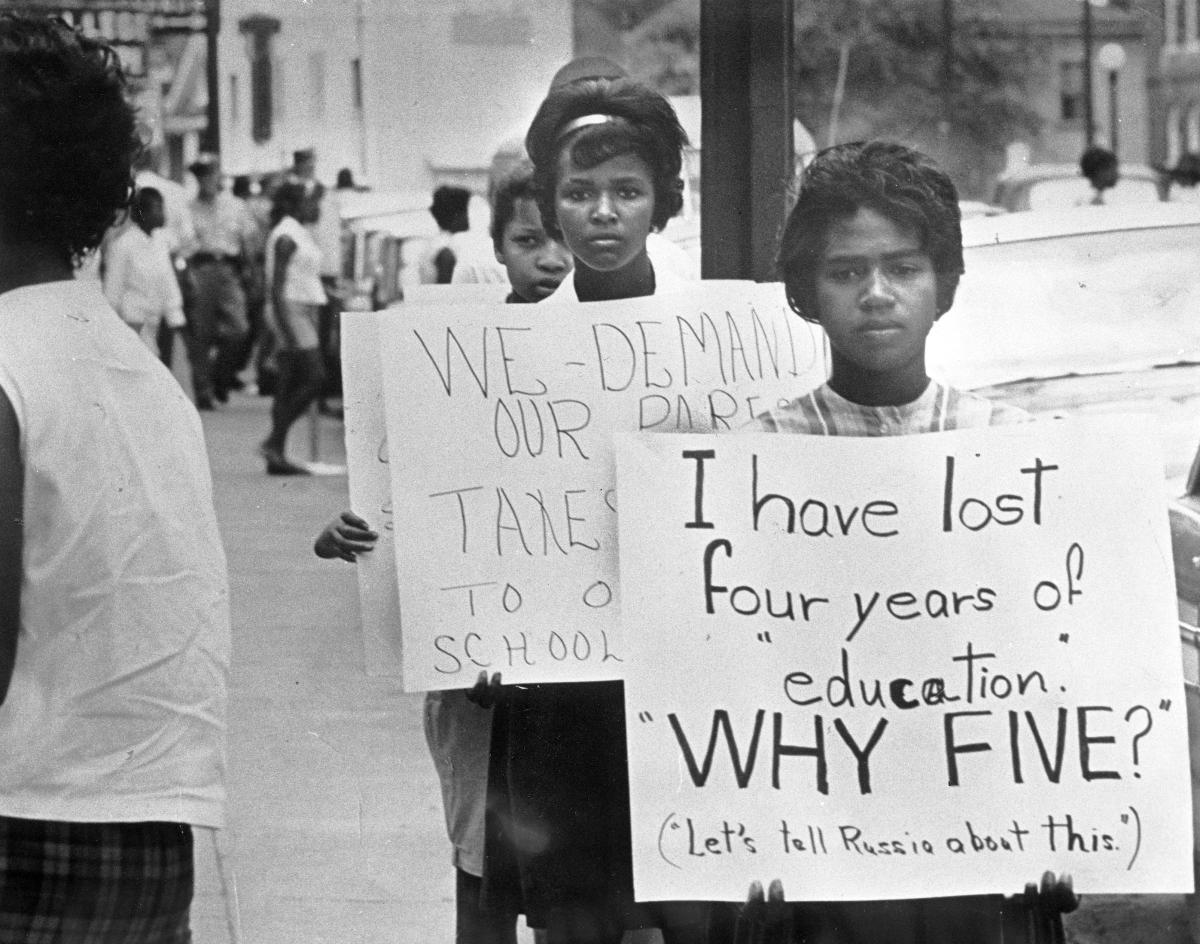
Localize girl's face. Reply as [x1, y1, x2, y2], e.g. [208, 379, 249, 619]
[495, 197, 573, 302]
[554, 149, 655, 273]
[815, 206, 939, 402]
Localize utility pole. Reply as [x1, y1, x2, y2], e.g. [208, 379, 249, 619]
[1082, 0, 1095, 148]
[699, 0, 793, 281]
[203, 0, 220, 154]
[940, 0, 953, 145]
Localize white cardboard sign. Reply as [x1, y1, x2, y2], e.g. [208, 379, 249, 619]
[378, 283, 827, 690]
[615, 416, 1192, 901]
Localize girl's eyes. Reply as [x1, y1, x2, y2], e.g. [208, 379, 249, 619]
[823, 261, 926, 282]
[825, 266, 864, 283]
[559, 186, 647, 202]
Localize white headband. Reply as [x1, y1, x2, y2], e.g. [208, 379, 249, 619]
[556, 113, 617, 142]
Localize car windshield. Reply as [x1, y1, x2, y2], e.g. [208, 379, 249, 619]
[929, 223, 1200, 389]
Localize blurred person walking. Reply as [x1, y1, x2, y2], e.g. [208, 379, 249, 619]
[103, 187, 186, 353]
[0, 14, 229, 942]
[260, 181, 328, 475]
[186, 154, 256, 409]
[230, 174, 269, 394]
[133, 147, 195, 367]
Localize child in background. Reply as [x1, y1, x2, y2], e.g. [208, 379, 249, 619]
[724, 140, 1076, 944]
[491, 159, 573, 304]
[314, 161, 570, 944]
[103, 187, 187, 352]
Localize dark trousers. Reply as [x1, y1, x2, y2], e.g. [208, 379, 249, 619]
[457, 868, 517, 944]
[187, 260, 248, 401]
[266, 348, 325, 454]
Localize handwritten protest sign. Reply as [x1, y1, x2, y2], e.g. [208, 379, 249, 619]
[615, 416, 1192, 900]
[377, 283, 827, 690]
[340, 311, 403, 674]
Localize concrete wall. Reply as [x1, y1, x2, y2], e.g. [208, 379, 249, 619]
[217, 0, 572, 191]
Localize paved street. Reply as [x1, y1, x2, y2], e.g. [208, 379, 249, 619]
[189, 386, 1195, 944]
[188, 388, 457, 943]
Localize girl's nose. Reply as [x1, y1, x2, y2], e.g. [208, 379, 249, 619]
[538, 249, 569, 272]
[591, 191, 617, 221]
[860, 267, 894, 305]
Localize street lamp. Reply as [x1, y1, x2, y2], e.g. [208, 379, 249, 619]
[1097, 42, 1126, 155]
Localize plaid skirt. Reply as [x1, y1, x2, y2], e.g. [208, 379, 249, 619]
[0, 817, 193, 944]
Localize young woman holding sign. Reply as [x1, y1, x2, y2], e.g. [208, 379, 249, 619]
[717, 141, 1079, 944]
[472, 75, 709, 944]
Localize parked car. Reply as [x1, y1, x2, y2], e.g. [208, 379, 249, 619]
[931, 201, 1200, 487]
[990, 162, 1166, 212]
[929, 204, 1200, 914]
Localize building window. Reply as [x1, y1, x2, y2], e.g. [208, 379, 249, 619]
[1168, 104, 1183, 165]
[451, 9, 533, 45]
[1060, 62, 1084, 122]
[1187, 104, 1200, 155]
[239, 16, 280, 145]
[1167, 0, 1181, 47]
[308, 52, 326, 122]
[1181, 0, 1190, 46]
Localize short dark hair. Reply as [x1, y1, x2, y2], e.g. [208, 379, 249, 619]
[490, 161, 540, 250]
[525, 77, 688, 240]
[0, 14, 139, 266]
[270, 181, 309, 227]
[1080, 145, 1118, 182]
[131, 186, 162, 227]
[430, 185, 470, 232]
[777, 141, 964, 324]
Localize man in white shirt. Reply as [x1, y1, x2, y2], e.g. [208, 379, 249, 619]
[103, 188, 186, 352]
[186, 154, 257, 409]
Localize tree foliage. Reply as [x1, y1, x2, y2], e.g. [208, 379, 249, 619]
[794, 0, 1043, 197]
[614, 0, 1044, 198]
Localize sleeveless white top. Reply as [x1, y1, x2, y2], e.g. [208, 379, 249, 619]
[266, 215, 327, 305]
[0, 281, 230, 827]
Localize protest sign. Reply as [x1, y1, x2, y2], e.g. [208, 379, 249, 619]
[378, 282, 827, 691]
[615, 416, 1192, 900]
[341, 311, 403, 674]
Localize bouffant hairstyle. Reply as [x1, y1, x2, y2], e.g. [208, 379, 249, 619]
[270, 181, 310, 227]
[777, 141, 964, 324]
[525, 77, 688, 239]
[0, 15, 139, 267]
[489, 160, 540, 250]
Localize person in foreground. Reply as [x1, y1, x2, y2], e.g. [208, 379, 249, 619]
[718, 140, 1078, 944]
[0, 14, 230, 943]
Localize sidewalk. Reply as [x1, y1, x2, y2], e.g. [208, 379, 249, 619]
[191, 390, 456, 943]
[191, 388, 1194, 944]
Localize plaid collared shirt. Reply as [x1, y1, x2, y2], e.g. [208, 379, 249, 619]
[751, 380, 1028, 437]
